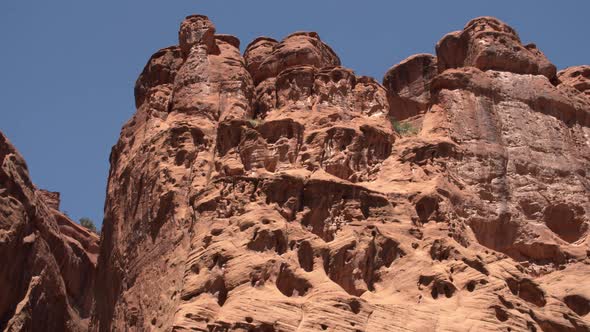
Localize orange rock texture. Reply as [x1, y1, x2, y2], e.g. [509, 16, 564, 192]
[89, 15, 590, 331]
[2, 14, 590, 332]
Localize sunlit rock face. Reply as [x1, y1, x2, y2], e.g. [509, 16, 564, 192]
[436, 16, 556, 79]
[91, 14, 590, 332]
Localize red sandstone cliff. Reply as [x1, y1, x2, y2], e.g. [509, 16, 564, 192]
[89, 15, 590, 331]
[1, 14, 589, 332]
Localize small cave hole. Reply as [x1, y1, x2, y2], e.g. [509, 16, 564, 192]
[444, 284, 454, 298]
[349, 299, 361, 314]
[564, 294, 590, 316]
[494, 306, 509, 322]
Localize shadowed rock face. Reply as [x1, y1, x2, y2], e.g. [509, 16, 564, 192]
[0, 133, 98, 332]
[79, 14, 590, 332]
[383, 53, 438, 121]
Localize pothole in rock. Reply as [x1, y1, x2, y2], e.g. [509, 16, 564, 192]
[276, 264, 311, 297]
[543, 203, 586, 243]
[297, 241, 314, 272]
[506, 277, 546, 307]
[563, 294, 590, 316]
[493, 306, 509, 322]
[419, 275, 456, 299]
[247, 228, 287, 254]
[324, 232, 403, 296]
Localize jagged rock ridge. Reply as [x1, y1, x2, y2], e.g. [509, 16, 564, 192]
[0, 133, 99, 331]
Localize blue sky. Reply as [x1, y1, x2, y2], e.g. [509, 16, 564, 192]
[1, 1, 588, 228]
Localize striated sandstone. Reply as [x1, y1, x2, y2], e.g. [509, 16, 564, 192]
[84, 15, 590, 332]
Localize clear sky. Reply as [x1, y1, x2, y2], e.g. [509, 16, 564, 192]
[1, 1, 588, 228]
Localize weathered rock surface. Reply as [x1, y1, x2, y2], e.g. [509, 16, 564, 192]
[436, 17, 556, 79]
[0, 133, 99, 331]
[558, 66, 590, 101]
[383, 53, 438, 120]
[90, 15, 590, 331]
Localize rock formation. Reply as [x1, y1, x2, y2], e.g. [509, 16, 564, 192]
[0, 133, 99, 331]
[88, 15, 590, 331]
[2, 14, 589, 332]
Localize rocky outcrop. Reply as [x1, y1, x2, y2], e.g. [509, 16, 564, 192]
[89, 14, 590, 332]
[92, 14, 255, 332]
[558, 65, 590, 107]
[0, 133, 99, 331]
[245, 31, 340, 85]
[436, 17, 556, 79]
[383, 53, 438, 120]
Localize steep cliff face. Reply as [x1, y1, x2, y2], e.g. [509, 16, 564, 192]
[0, 133, 99, 331]
[93, 15, 590, 331]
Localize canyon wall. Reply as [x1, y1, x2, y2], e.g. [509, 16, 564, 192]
[91, 16, 590, 331]
[1, 14, 589, 332]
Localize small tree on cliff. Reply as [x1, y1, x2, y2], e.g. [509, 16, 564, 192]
[79, 217, 97, 233]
